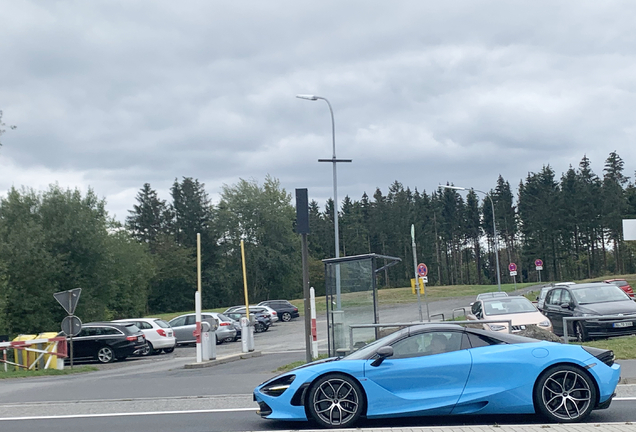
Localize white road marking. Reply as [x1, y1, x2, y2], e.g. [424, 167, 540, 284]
[0, 407, 257, 422]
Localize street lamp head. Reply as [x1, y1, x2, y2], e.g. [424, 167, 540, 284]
[296, 94, 318, 101]
[439, 184, 466, 191]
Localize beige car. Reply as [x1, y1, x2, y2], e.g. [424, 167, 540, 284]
[467, 295, 553, 333]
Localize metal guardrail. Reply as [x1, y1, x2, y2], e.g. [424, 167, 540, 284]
[347, 319, 513, 352]
[452, 307, 469, 320]
[562, 314, 636, 344]
[430, 313, 445, 321]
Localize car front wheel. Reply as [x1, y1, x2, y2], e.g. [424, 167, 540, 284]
[535, 365, 596, 422]
[307, 373, 364, 428]
[575, 323, 588, 342]
[96, 346, 115, 363]
[281, 312, 292, 322]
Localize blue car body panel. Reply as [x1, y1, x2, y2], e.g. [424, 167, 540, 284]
[254, 336, 620, 423]
[363, 350, 472, 418]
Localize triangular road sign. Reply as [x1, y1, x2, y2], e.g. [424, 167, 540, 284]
[54, 288, 82, 315]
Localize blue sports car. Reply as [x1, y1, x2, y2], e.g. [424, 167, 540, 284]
[254, 324, 620, 428]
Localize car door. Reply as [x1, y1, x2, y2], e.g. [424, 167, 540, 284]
[171, 315, 196, 343]
[363, 330, 472, 417]
[72, 327, 95, 359]
[543, 288, 573, 335]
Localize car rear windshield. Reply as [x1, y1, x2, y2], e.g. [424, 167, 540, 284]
[216, 313, 230, 322]
[123, 324, 141, 334]
[154, 319, 170, 328]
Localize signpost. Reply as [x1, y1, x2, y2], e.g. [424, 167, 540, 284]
[535, 259, 544, 282]
[410, 225, 430, 322]
[508, 263, 518, 289]
[54, 288, 82, 368]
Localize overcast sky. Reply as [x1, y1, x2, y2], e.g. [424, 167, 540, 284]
[2, 1, 636, 222]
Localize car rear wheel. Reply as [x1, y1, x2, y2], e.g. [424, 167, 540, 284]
[255, 322, 266, 333]
[307, 373, 364, 428]
[281, 312, 292, 322]
[163, 347, 175, 353]
[535, 365, 596, 422]
[96, 346, 115, 363]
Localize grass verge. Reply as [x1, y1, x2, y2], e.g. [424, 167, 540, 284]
[573, 335, 636, 359]
[0, 365, 98, 379]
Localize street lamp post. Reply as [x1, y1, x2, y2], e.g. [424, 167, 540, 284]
[439, 184, 502, 292]
[296, 95, 352, 309]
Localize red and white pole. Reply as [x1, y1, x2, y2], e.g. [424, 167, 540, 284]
[310, 287, 318, 359]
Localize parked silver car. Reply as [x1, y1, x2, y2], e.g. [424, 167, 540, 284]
[168, 313, 236, 345]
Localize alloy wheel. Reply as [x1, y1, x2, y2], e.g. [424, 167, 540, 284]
[540, 369, 592, 421]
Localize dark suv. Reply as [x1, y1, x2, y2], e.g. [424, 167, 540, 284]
[257, 300, 299, 322]
[67, 322, 146, 363]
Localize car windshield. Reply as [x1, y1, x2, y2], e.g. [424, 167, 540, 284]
[155, 319, 170, 328]
[483, 298, 536, 316]
[343, 336, 392, 360]
[572, 285, 629, 304]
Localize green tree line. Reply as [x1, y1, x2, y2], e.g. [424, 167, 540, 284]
[1, 152, 635, 336]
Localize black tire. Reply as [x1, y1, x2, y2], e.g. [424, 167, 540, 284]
[281, 312, 292, 322]
[96, 346, 115, 363]
[163, 346, 175, 353]
[575, 322, 588, 342]
[535, 365, 597, 422]
[307, 373, 364, 428]
[255, 322, 266, 333]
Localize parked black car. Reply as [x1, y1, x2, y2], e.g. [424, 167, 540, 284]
[542, 283, 636, 341]
[257, 300, 299, 322]
[65, 322, 146, 363]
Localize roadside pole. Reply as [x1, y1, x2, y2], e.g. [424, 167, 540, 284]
[240, 240, 254, 352]
[195, 233, 202, 363]
[410, 224, 424, 322]
[295, 189, 312, 363]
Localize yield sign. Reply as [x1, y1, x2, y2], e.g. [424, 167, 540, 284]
[54, 288, 82, 315]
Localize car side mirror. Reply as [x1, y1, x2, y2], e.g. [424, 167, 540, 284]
[371, 346, 394, 367]
[560, 302, 571, 309]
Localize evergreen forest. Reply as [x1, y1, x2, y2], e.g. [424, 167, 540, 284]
[1, 152, 636, 336]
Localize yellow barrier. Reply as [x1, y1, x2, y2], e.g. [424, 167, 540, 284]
[37, 332, 59, 369]
[12, 334, 37, 369]
[410, 278, 425, 294]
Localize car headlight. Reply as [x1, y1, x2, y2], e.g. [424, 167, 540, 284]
[538, 320, 551, 327]
[580, 313, 598, 317]
[488, 324, 507, 331]
[261, 375, 295, 397]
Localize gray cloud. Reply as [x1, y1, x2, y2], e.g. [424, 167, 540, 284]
[2, 1, 636, 221]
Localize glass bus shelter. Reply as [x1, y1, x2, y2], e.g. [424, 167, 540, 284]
[323, 253, 401, 357]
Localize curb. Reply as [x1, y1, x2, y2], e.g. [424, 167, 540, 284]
[183, 350, 262, 369]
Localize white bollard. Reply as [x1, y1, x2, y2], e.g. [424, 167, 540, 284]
[310, 287, 318, 359]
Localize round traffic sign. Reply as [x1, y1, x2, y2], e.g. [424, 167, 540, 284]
[534, 259, 543, 267]
[508, 263, 517, 272]
[417, 263, 428, 277]
[61, 315, 82, 336]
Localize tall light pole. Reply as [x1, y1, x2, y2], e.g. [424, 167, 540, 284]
[296, 95, 352, 309]
[439, 184, 502, 292]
